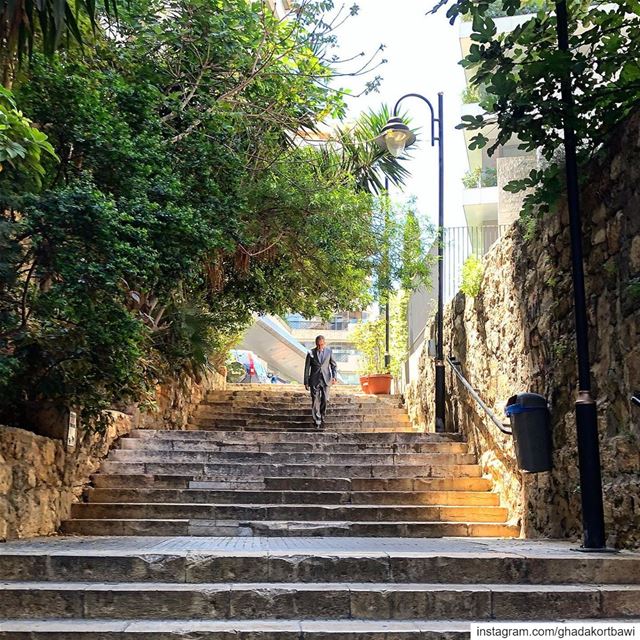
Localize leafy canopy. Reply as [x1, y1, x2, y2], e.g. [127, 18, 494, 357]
[0, 0, 406, 430]
[431, 0, 640, 218]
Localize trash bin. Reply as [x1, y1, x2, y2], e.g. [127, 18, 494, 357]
[505, 392, 553, 473]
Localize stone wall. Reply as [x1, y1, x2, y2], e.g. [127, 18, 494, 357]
[407, 112, 640, 548]
[0, 371, 225, 540]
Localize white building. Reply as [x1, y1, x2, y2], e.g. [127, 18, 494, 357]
[459, 14, 538, 235]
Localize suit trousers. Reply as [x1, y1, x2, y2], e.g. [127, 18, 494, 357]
[310, 382, 330, 425]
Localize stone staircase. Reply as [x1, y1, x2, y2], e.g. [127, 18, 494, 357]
[190, 385, 413, 432]
[2, 384, 639, 638]
[1, 537, 640, 638]
[60, 385, 517, 538]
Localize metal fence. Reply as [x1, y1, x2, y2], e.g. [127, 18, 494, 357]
[442, 225, 509, 301]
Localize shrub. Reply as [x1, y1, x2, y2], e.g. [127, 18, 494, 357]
[461, 255, 484, 298]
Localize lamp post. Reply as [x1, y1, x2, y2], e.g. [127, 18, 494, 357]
[554, 0, 606, 550]
[375, 93, 445, 433]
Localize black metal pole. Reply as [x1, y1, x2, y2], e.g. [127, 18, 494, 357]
[391, 92, 445, 432]
[555, 0, 606, 549]
[434, 92, 446, 432]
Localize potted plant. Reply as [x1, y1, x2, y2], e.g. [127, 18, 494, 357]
[352, 317, 393, 394]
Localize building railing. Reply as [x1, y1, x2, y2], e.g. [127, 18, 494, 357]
[443, 224, 510, 301]
[286, 315, 366, 332]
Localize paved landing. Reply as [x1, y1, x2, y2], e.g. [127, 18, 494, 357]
[2, 536, 638, 558]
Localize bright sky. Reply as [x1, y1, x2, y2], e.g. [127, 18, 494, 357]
[333, 0, 469, 228]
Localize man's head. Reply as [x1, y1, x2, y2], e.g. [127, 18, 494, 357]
[315, 335, 326, 350]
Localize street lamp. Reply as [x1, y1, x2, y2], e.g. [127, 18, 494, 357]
[375, 92, 446, 433]
[554, 0, 606, 550]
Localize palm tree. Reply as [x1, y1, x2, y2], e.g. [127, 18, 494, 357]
[334, 105, 414, 195]
[0, 0, 116, 86]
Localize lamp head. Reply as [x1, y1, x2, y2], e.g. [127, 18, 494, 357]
[374, 117, 416, 158]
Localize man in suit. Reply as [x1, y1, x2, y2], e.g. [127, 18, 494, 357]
[304, 335, 338, 428]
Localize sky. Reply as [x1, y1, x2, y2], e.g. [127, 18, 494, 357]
[329, 0, 469, 228]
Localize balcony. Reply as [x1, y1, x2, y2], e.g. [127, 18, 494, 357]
[462, 186, 499, 228]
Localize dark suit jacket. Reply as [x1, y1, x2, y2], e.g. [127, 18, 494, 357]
[304, 347, 337, 387]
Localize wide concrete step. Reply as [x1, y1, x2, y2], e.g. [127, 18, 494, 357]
[209, 389, 398, 399]
[188, 421, 415, 432]
[9, 619, 640, 640]
[192, 411, 410, 421]
[98, 461, 484, 478]
[84, 488, 501, 506]
[5, 545, 640, 584]
[69, 503, 509, 523]
[205, 393, 393, 402]
[3, 581, 638, 621]
[196, 406, 409, 417]
[60, 519, 518, 537]
[199, 394, 405, 412]
[200, 402, 402, 413]
[90, 474, 493, 492]
[129, 429, 460, 444]
[260, 477, 494, 492]
[107, 450, 477, 466]
[191, 417, 412, 427]
[0, 618, 473, 638]
[117, 438, 470, 454]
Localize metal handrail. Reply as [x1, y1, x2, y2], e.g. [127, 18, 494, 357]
[632, 393, 640, 408]
[446, 356, 513, 435]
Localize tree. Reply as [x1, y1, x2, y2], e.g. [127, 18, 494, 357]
[371, 196, 434, 302]
[0, 0, 117, 86]
[431, 0, 640, 220]
[0, 86, 55, 180]
[0, 0, 404, 430]
[353, 199, 434, 377]
[352, 289, 410, 379]
[352, 317, 386, 375]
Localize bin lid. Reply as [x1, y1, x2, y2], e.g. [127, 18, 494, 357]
[505, 392, 548, 416]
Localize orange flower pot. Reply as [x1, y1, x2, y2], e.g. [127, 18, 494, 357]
[359, 374, 392, 395]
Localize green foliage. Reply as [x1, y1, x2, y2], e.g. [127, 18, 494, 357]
[0, 185, 150, 430]
[332, 106, 413, 195]
[0, 87, 56, 185]
[0, 0, 116, 84]
[461, 254, 484, 297]
[352, 317, 387, 375]
[461, 0, 550, 20]
[352, 290, 409, 378]
[461, 86, 480, 104]
[400, 209, 432, 291]
[434, 0, 640, 218]
[462, 167, 497, 189]
[0, 0, 397, 430]
[388, 289, 409, 379]
[627, 279, 640, 304]
[372, 196, 435, 304]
